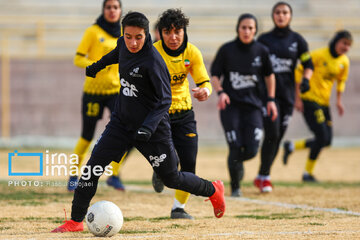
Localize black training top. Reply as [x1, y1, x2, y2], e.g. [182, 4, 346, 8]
[87, 35, 172, 134]
[258, 27, 313, 106]
[211, 38, 273, 109]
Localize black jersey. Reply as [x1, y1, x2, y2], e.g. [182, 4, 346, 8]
[87, 35, 172, 134]
[211, 39, 273, 109]
[258, 28, 313, 105]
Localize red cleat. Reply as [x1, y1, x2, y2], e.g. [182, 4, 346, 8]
[51, 220, 83, 233]
[253, 178, 261, 190]
[207, 180, 225, 218]
[261, 179, 273, 193]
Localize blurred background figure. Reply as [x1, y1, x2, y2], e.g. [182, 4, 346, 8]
[211, 13, 277, 197]
[67, 0, 126, 192]
[254, 1, 313, 193]
[283, 30, 352, 182]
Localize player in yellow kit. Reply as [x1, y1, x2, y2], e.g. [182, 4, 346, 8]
[67, 0, 126, 191]
[151, 9, 212, 219]
[283, 30, 352, 182]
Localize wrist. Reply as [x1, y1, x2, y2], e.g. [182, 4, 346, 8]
[267, 96, 275, 102]
[217, 90, 225, 96]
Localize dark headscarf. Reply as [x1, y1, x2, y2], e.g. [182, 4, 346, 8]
[329, 30, 353, 58]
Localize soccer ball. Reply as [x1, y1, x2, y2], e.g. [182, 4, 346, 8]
[85, 200, 123, 237]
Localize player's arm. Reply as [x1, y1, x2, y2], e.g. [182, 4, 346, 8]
[74, 28, 96, 68]
[298, 35, 314, 93]
[335, 58, 350, 116]
[262, 48, 277, 121]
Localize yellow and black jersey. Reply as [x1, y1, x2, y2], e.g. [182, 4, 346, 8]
[74, 24, 121, 95]
[154, 41, 212, 114]
[296, 47, 349, 106]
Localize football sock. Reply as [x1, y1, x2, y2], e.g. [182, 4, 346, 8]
[172, 190, 190, 210]
[70, 137, 91, 176]
[294, 139, 306, 150]
[110, 152, 128, 176]
[305, 158, 317, 175]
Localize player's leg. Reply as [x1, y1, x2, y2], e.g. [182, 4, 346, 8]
[68, 94, 105, 191]
[220, 104, 244, 197]
[52, 121, 131, 232]
[170, 110, 198, 219]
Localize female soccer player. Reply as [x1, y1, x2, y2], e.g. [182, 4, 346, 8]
[254, 1, 313, 193]
[67, 0, 126, 191]
[283, 30, 352, 182]
[150, 9, 212, 219]
[52, 12, 225, 233]
[211, 13, 277, 197]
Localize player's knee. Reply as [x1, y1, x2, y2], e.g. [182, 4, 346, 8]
[243, 145, 258, 161]
[159, 172, 181, 189]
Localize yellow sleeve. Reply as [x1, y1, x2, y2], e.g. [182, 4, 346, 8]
[294, 63, 304, 84]
[73, 27, 96, 68]
[337, 57, 350, 92]
[189, 45, 212, 95]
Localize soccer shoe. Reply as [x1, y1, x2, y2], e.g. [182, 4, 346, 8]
[302, 173, 318, 183]
[51, 220, 83, 233]
[170, 208, 194, 220]
[106, 175, 125, 191]
[152, 171, 164, 193]
[67, 176, 78, 192]
[253, 178, 262, 191]
[261, 179, 273, 193]
[206, 180, 225, 218]
[283, 141, 293, 165]
[231, 188, 242, 197]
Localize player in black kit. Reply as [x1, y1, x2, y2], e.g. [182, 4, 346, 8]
[51, 12, 225, 233]
[211, 14, 277, 197]
[254, 2, 313, 193]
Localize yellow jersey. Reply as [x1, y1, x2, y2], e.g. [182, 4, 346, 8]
[153, 41, 212, 114]
[295, 47, 349, 106]
[74, 24, 120, 95]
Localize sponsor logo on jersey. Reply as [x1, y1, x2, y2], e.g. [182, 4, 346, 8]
[184, 59, 190, 67]
[129, 67, 142, 78]
[149, 154, 167, 167]
[120, 78, 138, 97]
[251, 56, 262, 67]
[171, 73, 186, 85]
[270, 54, 293, 73]
[229, 72, 257, 89]
[288, 42, 298, 52]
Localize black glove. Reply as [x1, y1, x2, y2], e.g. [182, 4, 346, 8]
[135, 126, 152, 142]
[300, 77, 310, 93]
[86, 65, 97, 78]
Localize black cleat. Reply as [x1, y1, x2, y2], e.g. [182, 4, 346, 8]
[170, 208, 194, 219]
[152, 171, 164, 193]
[283, 140, 293, 165]
[302, 173, 318, 183]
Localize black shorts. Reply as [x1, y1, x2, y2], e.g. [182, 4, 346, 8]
[220, 103, 263, 148]
[303, 100, 332, 133]
[82, 93, 118, 121]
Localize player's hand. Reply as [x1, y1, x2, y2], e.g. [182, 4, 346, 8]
[294, 96, 304, 112]
[267, 101, 278, 121]
[217, 92, 230, 110]
[337, 101, 345, 116]
[300, 77, 310, 93]
[192, 87, 209, 101]
[135, 126, 152, 142]
[86, 65, 97, 78]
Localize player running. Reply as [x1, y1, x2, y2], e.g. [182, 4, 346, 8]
[211, 13, 277, 197]
[283, 30, 352, 182]
[254, 1, 313, 192]
[52, 12, 225, 233]
[149, 9, 212, 219]
[67, 0, 126, 191]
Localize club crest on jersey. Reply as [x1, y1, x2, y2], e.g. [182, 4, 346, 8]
[130, 67, 142, 78]
[184, 59, 190, 67]
[288, 42, 298, 52]
[251, 56, 262, 67]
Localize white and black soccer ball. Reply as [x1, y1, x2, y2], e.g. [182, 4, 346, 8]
[85, 200, 123, 237]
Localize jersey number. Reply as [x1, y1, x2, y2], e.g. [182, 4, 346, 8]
[86, 102, 100, 117]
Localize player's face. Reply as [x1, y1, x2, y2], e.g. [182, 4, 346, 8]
[104, 0, 121, 23]
[335, 38, 352, 56]
[238, 18, 256, 44]
[161, 26, 184, 51]
[273, 4, 292, 28]
[124, 26, 146, 53]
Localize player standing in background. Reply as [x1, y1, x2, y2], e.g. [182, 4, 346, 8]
[211, 13, 277, 197]
[67, 0, 126, 191]
[52, 12, 225, 232]
[254, 1, 313, 192]
[150, 9, 212, 219]
[283, 30, 352, 182]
